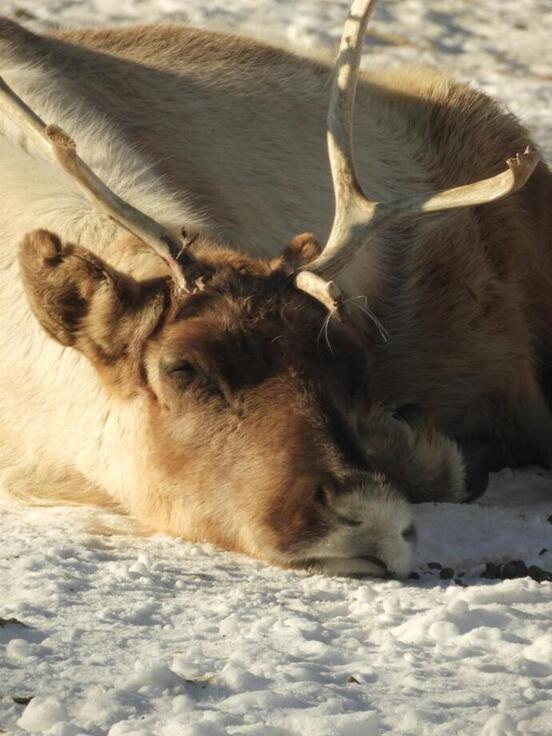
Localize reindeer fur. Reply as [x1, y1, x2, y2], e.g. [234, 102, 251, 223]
[1, 18, 551, 574]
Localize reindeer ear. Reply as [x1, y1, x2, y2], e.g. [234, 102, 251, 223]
[274, 232, 322, 272]
[19, 229, 171, 391]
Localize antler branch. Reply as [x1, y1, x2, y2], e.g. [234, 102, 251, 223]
[306, 146, 539, 280]
[295, 0, 540, 301]
[0, 76, 191, 291]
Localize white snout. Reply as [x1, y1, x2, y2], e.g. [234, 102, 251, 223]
[304, 478, 415, 578]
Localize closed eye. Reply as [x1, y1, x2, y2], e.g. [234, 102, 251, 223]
[163, 360, 229, 405]
[163, 360, 197, 377]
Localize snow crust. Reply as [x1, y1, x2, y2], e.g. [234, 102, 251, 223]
[1, 476, 552, 735]
[0, 0, 551, 734]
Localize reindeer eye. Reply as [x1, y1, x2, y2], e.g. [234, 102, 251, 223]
[164, 360, 197, 378]
[163, 360, 201, 388]
[163, 359, 230, 406]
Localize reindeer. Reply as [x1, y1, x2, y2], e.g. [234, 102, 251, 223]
[1, 0, 551, 577]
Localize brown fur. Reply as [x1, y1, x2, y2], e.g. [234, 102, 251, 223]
[18, 227, 460, 571]
[3, 17, 552, 573]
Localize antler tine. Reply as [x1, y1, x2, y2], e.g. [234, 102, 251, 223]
[295, 0, 378, 291]
[327, 0, 378, 206]
[0, 76, 191, 292]
[295, 0, 540, 305]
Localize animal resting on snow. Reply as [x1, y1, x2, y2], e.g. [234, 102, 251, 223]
[1, 0, 551, 577]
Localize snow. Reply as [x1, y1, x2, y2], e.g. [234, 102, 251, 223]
[1, 476, 551, 735]
[0, 0, 551, 734]
[1, 0, 551, 161]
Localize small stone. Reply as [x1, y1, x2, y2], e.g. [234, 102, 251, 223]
[481, 562, 500, 579]
[501, 560, 528, 579]
[528, 565, 552, 583]
[427, 562, 442, 570]
[528, 566, 545, 583]
[0, 617, 28, 629]
[440, 567, 454, 580]
[12, 696, 32, 706]
[454, 578, 467, 587]
[408, 572, 420, 580]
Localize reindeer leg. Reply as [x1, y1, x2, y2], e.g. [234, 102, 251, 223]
[457, 401, 552, 503]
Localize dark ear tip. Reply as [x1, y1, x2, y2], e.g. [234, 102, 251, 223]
[290, 232, 320, 248]
[281, 232, 322, 269]
[21, 229, 64, 262]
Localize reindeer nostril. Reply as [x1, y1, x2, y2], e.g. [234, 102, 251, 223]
[314, 485, 330, 506]
[402, 523, 417, 543]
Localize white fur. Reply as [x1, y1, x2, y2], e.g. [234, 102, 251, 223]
[302, 482, 414, 578]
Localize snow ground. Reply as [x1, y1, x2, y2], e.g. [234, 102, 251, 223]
[0, 0, 551, 734]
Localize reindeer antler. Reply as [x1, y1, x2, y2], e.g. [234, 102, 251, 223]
[0, 76, 196, 292]
[295, 0, 540, 310]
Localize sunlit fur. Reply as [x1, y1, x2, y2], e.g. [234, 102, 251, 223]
[1, 18, 552, 576]
[15, 229, 431, 577]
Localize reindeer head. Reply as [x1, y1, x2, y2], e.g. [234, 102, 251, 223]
[6, 0, 539, 576]
[20, 228, 452, 576]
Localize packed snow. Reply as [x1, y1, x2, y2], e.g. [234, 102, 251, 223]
[1, 0, 551, 734]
